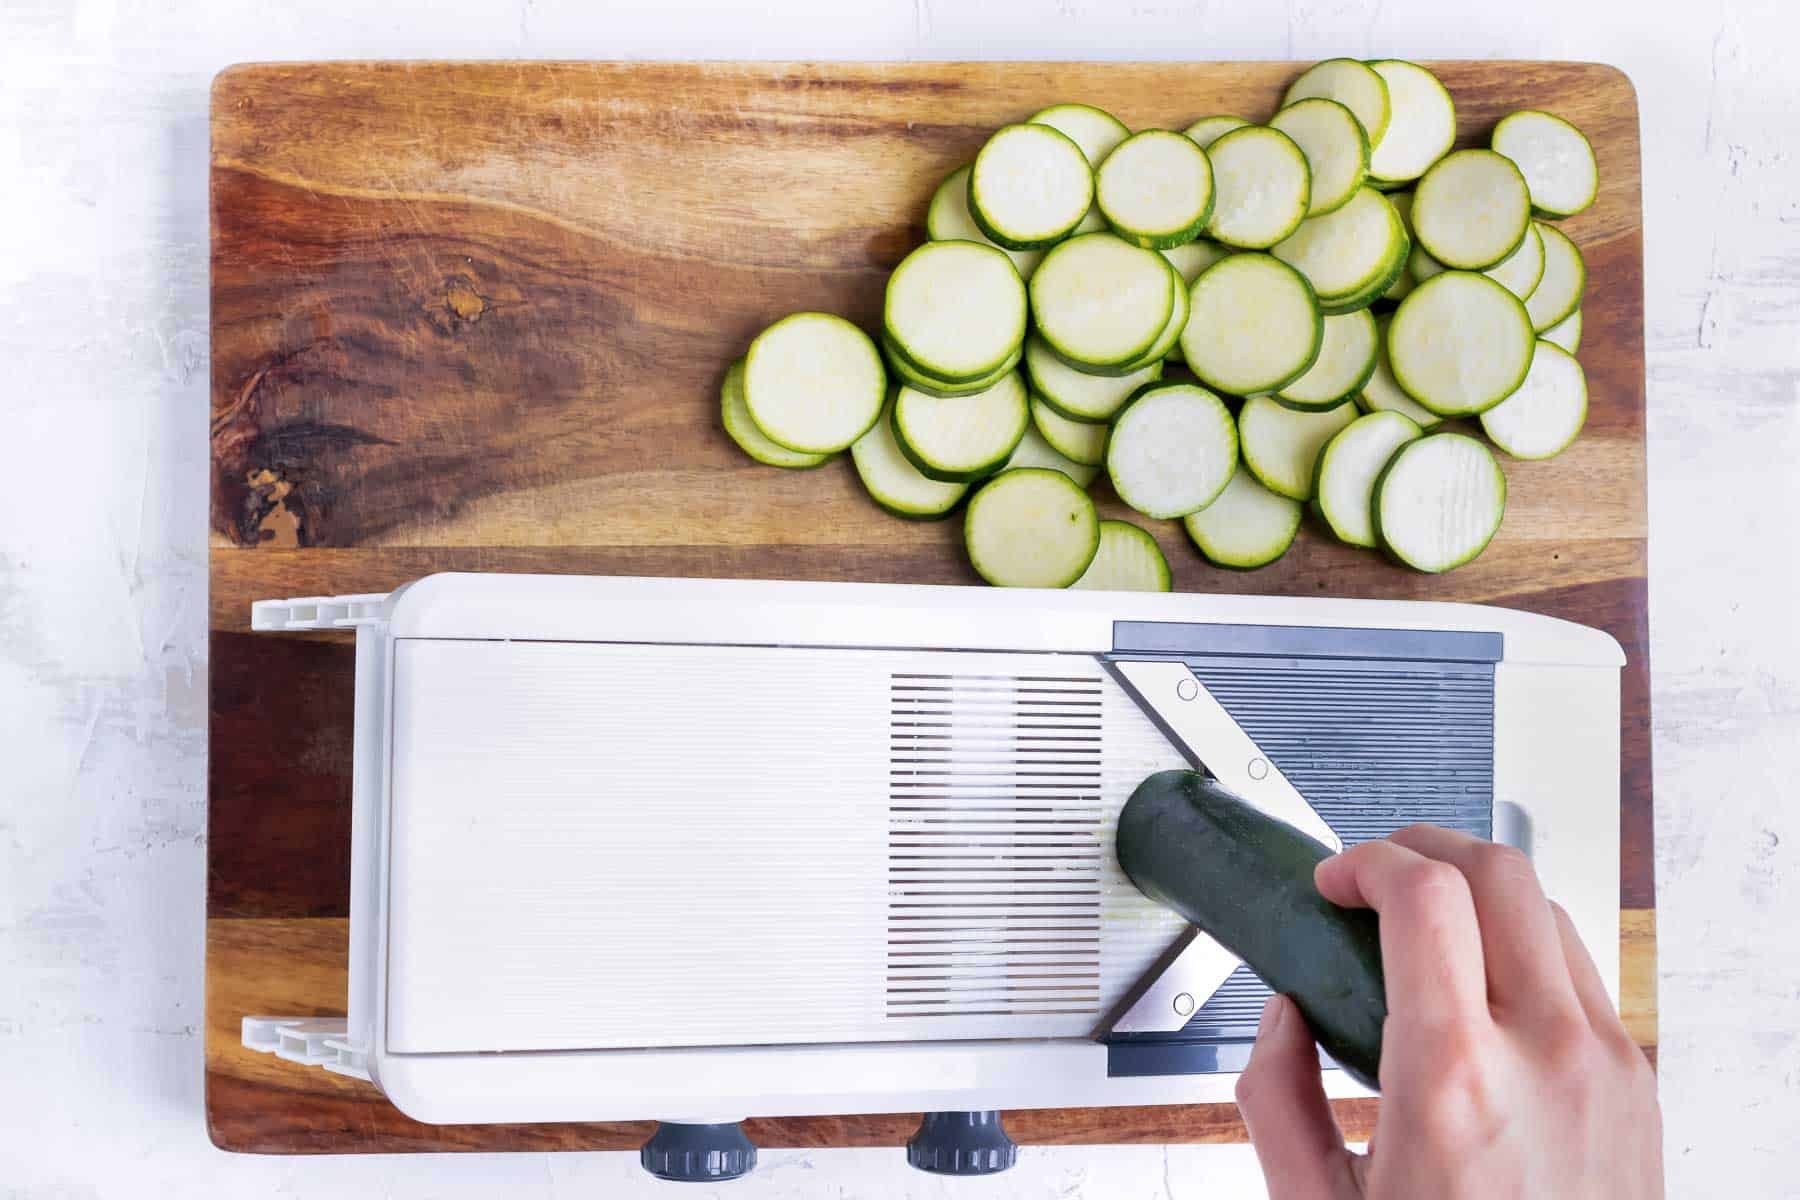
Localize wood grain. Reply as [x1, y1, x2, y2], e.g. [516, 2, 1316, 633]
[207, 59, 1650, 1154]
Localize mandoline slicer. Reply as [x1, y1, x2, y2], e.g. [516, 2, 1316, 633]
[238, 572, 1622, 1181]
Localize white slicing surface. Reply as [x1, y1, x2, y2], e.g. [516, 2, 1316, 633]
[8, 2, 1799, 1193]
[885, 240, 1026, 376]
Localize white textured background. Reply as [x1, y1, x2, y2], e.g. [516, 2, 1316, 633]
[2, 0, 1796, 1195]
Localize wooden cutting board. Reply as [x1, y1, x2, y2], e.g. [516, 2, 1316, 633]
[207, 60, 1651, 1154]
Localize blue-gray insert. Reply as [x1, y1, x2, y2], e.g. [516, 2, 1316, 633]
[1103, 620, 1499, 1079]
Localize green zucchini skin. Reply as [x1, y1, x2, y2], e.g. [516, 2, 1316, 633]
[1115, 769, 1386, 1089]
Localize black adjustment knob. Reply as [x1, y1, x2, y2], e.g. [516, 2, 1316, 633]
[639, 1121, 756, 1182]
[906, 1110, 1017, 1175]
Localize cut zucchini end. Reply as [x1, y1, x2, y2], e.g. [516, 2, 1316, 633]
[721, 358, 835, 469]
[1183, 465, 1304, 569]
[744, 312, 887, 455]
[1373, 431, 1507, 573]
[964, 468, 1101, 588]
[1071, 520, 1174, 592]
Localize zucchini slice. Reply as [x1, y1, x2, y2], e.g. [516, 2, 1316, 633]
[883, 335, 1021, 399]
[1029, 102, 1130, 165]
[850, 402, 968, 520]
[1183, 465, 1304, 569]
[1411, 149, 1532, 270]
[1388, 271, 1535, 416]
[1106, 382, 1238, 520]
[1097, 129, 1216, 249]
[720, 358, 833, 469]
[1181, 253, 1322, 396]
[1031, 394, 1110, 466]
[1002, 424, 1101, 488]
[1117, 255, 1192, 371]
[1238, 395, 1357, 501]
[1030, 233, 1176, 372]
[1023, 334, 1161, 423]
[1277, 308, 1379, 411]
[884, 240, 1027, 382]
[1314, 409, 1424, 547]
[926, 164, 1044, 279]
[1381, 191, 1417, 300]
[1071, 520, 1173, 592]
[1184, 113, 1251, 149]
[1482, 221, 1545, 300]
[892, 372, 1029, 482]
[1541, 306, 1582, 353]
[1479, 340, 1588, 459]
[1204, 126, 1313, 250]
[964, 468, 1100, 588]
[1366, 60, 1456, 185]
[1373, 432, 1507, 572]
[1491, 109, 1599, 218]
[1524, 221, 1586, 332]
[743, 312, 886, 454]
[1161, 238, 1231, 285]
[1272, 185, 1407, 306]
[1357, 313, 1443, 429]
[1282, 58, 1392, 145]
[1269, 98, 1370, 216]
[969, 123, 1094, 250]
[1116, 770, 1386, 1089]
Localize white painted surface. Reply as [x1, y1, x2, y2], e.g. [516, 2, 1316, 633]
[0, 0, 1795, 1194]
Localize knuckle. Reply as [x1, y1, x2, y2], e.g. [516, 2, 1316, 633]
[1401, 859, 1470, 905]
[1468, 842, 1535, 890]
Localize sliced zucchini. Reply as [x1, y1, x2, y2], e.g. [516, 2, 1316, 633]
[1183, 465, 1303, 569]
[1118, 255, 1192, 370]
[1318, 246, 1411, 315]
[1238, 395, 1357, 501]
[1479, 340, 1587, 459]
[1030, 233, 1175, 372]
[1161, 239, 1231, 285]
[884, 240, 1027, 382]
[1031, 394, 1109, 466]
[1181, 253, 1322, 396]
[1411, 149, 1532, 270]
[1388, 271, 1535, 416]
[1358, 313, 1443, 429]
[892, 372, 1029, 482]
[926, 164, 1044, 279]
[1071, 520, 1173, 592]
[1541, 306, 1582, 353]
[1366, 60, 1456, 185]
[1184, 114, 1252, 150]
[1271, 186, 1407, 306]
[743, 312, 886, 454]
[883, 335, 1021, 399]
[1524, 222, 1586, 332]
[850, 402, 968, 519]
[1204, 126, 1313, 250]
[1030, 102, 1130, 165]
[1106, 382, 1238, 519]
[964, 468, 1100, 588]
[1382, 191, 1417, 300]
[1314, 410, 1423, 547]
[1097, 129, 1216, 249]
[1408, 241, 1445, 285]
[969, 123, 1094, 250]
[1282, 58, 1391, 145]
[1373, 432, 1507, 572]
[1002, 424, 1100, 489]
[1269, 98, 1370, 216]
[1483, 221, 1545, 300]
[721, 358, 833, 469]
[1277, 308, 1379, 410]
[1073, 207, 1109, 234]
[1490, 109, 1599, 218]
[1023, 334, 1161, 423]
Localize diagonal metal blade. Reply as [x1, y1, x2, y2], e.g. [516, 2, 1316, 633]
[1101, 925, 1244, 1035]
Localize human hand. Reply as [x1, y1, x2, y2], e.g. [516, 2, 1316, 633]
[1234, 824, 1662, 1198]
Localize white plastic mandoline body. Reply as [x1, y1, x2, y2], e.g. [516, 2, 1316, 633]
[241, 573, 1623, 1126]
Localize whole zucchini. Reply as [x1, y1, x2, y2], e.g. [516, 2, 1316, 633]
[1115, 769, 1386, 1089]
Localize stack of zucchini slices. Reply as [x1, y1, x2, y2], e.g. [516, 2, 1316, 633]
[723, 63, 1599, 585]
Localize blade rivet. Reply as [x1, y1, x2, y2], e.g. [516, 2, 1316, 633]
[1175, 677, 1199, 701]
[1248, 757, 1269, 780]
[1173, 992, 1196, 1017]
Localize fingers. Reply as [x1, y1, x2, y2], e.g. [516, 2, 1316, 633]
[1386, 825, 1581, 1024]
[1236, 995, 1362, 1200]
[1314, 839, 1489, 1031]
[1550, 901, 1629, 1037]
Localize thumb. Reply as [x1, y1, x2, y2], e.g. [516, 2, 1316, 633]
[1236, 995, 1361, 1200]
